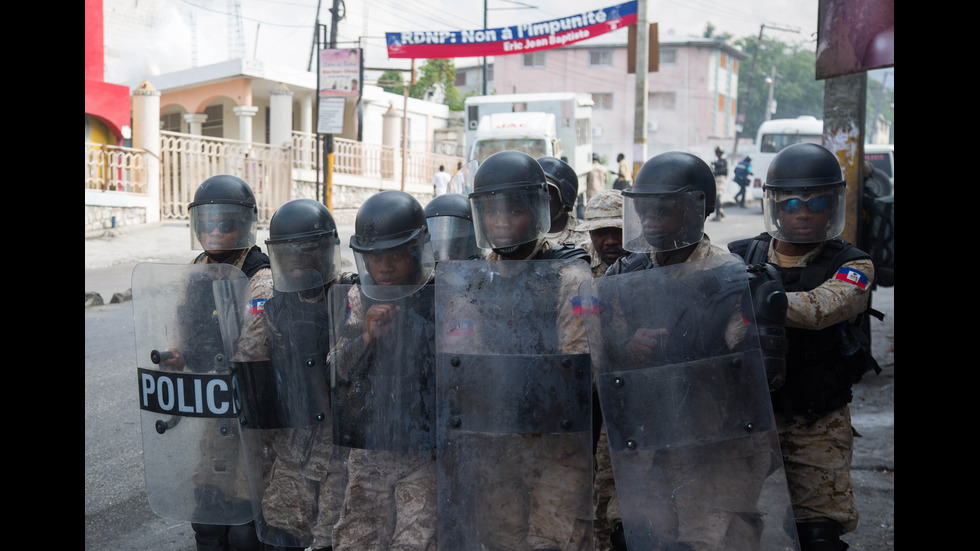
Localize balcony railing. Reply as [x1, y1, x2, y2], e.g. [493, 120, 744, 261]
[84, 143, 146, 193]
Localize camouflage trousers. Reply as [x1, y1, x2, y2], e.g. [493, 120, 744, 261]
[191, 419, 251, 503]
[775, 405, 858, 533]
[593, 425, 619, 551]
[331, 448, 437, 551]
[260, 426, 350, 548]
[464, 432, 593, 551]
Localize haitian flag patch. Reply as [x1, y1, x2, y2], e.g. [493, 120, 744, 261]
[250, 297, 267, 314]
[834, 268, 868, 290]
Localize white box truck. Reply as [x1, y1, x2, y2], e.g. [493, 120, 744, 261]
[464, 92, 594, 181]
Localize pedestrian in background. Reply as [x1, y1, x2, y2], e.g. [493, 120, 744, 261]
[733, 155, 753, 208]
[432, 165, 450, 196]
[711, 146, 728, 221]
[728, 143, 881, 551]
[586, 153, 610, 203]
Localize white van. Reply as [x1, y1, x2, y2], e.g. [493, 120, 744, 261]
[749, 116, 824, 202]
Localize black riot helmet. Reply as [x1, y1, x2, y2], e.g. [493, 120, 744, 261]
[762, 142, 846, 243]
[424, 193, 482, 262]
[265, 199, 342, 292]
[622, 152, 715, 253]
[537, 156, 579, 213]
[469, 150, 551, 251]
[188, 174, 258, 251]
[350, 190, 434, 300]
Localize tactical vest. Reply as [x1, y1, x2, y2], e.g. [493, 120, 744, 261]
[729, 233, 883, 423]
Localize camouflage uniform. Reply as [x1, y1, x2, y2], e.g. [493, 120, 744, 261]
[455, 240, 593, 551]
[330, 284, 438, 551]
[577, 190, 624, 279]
[189, 247, 274, 506]
[544, 213, 590, 252]
[763, 239, 876, 534]
[596, 237, 758, 551]
[258, 288, 351, 550]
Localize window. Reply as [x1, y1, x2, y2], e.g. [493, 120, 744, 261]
[522, 52, 546, 68]
[720, 52, 728, 69]
[649, 92, 676, 110]
[717, 94, 726, 111]
[455, 72, 467, 86]
[733, 59, 739, 72]
[660, 48, 677, 66]
[589, 50, 613, 67]
[591, 93, 613, 110]
[202, 104, 223, 138]
[160, 111, 181, 132]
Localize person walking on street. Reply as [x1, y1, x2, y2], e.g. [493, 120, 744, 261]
[586, 154, 610, 203]
[728, 142, 883, 551]
[432, 165, 451, 196]
[733, 155, 753, 208]
[711, 146, 728, 221]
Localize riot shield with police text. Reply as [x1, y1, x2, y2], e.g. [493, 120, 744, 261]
[579, 253, 800, 551]
[434, 259, 594, 551]
[132, 262, 253, 525]
[229, 288, 349, 548]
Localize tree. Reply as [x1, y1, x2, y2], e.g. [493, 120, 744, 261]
[378, 70, 404, 94]
[733, 34, 823, 140]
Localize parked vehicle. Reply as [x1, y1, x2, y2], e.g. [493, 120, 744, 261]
[464, 92, 593, 179]
[863, 143, 894, 196]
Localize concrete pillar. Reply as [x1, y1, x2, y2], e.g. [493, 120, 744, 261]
[300, 92, 313, 134]
[184, 113, 207, 135]
[270, 83, 293, 147]
[132, 81, 161, 223]
[382, 103, 400, 179]
[233, 105, 259, 144]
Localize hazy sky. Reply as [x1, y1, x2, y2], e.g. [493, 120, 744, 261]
[113, 0, 822, 83]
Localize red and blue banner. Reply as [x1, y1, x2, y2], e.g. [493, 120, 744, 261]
[386, 1, 637, 59]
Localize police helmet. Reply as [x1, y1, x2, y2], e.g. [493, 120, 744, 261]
[265, 199, 342, 292]
[537, 156, 579, 213]
[188, 174, 258, 251]
[469, 150, 551, 251]
[351, 190, 434, 300]
[621, 152, 714, 253]
[762, 142, 846, 243]
[424, 193, 482, 262]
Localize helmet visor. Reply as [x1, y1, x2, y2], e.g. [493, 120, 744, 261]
[470, 186, 550, 250]
[426, 215, 482, 262]
[354, 239, 435, 301]
[267, 234, 341, 292]
[189, 203, 257, 251]
[763, 186, 846, 243]
[622, 190, 705, 253]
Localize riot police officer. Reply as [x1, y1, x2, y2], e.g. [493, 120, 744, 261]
[329, 190, 439, 551]
[240, 198, 356, 551]
[592, 152, 796, 551]
[173, 174, 274, 551]
[728, 143, 879, 551]
[423, 192, 484, 262]
[436, 150, 593, 550]
[538, 156, 589, 251]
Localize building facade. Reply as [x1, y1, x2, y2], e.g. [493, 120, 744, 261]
[490, 30, 747, 166]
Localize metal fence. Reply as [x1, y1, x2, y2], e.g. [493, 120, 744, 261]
[84, 143, 146, 193]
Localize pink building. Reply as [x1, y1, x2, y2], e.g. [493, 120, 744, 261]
[490, 30, 748, 166]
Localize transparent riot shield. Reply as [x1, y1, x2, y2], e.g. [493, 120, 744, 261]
[434, 259, 594, 551]
[579, 253, 800, 551]
[227, 286, 349, 549]
[132, 262, 253, 525]
[324, 283, 439, 548]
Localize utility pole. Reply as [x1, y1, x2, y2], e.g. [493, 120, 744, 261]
[322, 0, 343, 209]
[731, 24, 798, 160]
[402, 59, 415, 191]
[632, 0, 648, 175]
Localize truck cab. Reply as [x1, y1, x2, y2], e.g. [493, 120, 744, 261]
[468, 112, 561, 164]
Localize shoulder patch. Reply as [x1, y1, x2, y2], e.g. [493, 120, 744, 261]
[834, 267, 868, 290]
[250, 297, 267, 314]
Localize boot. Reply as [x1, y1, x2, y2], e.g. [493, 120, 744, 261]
[796, 520, 849, 551]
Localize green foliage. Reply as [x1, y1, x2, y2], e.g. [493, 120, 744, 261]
[378, 70, 404, 94]
[731, 34, 894, 142]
